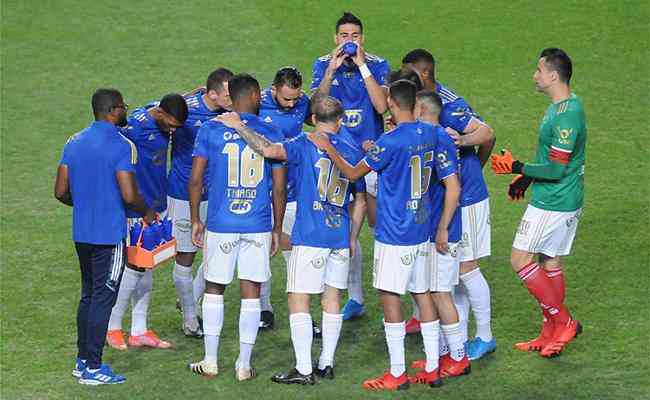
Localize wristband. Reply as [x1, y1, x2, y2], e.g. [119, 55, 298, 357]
[512, 160, 524, 174]
[359, 63, 372, 79]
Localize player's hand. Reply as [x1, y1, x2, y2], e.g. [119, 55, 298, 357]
[216, 112, 243, 129]
[491, 149, 515, 174]
[191, 221, 205, 248]
[327, 43, 346, 73]
[143, 209, 156, 225]
[384, 115, 396, 130]
[508, 174, 534, 201]
[270, 229, 281, 257]
[307, 131, 333, 152]
[352, 42, 366, 66]
[435, 228, 449, 254]
[361, 140, 375, 152]
[445, 127, 464, 146]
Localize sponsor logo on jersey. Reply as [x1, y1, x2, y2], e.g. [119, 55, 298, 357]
[365, 143, 385, 162]
[229, 199, 252, 214]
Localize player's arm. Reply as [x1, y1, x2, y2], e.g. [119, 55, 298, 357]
[217, 113, 287, 160]
[188, 156, 206, 247]
[447, 120, 496, 167]
[54, 165, 73, 206]
[307, 132, 371, 181]
[352, 45, 388, 114]
[349, 191, 367, 257]
[435, 173, 461, 254]
[271, 166, 287, 257]
[116, 171, 155, 223]
[312, 44, 346, 97]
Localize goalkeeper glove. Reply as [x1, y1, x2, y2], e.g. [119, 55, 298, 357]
[508, 174, 533, 201]
[491, 149, 524, 174]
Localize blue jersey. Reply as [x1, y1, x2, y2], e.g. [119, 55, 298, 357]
[168, 91, 225, 201]
[121, 107, 170, 217]
[429, 124, 462, 243]
[59, 121, 137, 245]
[193, 113, 284, 233]
[259, 87, 310, 202]
[311, 54, 390, 145]
[436, 82, 490, 207]
[283, 129, 366, 249]
[363, 121, 437, 246]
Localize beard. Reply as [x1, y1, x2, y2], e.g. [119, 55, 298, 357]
[116, 114, 128, 127]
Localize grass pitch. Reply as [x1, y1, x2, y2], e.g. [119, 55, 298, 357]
[1, 1, 649, 399]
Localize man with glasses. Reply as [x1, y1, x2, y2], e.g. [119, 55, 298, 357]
[106, 94, 188, 351]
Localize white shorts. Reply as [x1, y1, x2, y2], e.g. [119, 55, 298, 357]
[364, 171, 378, 197]
[282, 201, 297, 235]
[428, 242, 460, 292]
[513, 204, 582, 258]
[167, 197, 207, 253]
[286, 246, 349, 294]
[459, 198, 491, 262]
[203, 231, 271, 285]
[372, 240, 429, 295]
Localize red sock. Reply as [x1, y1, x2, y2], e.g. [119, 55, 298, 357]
[517, 263, 570, 325]
[545, 268, 565, 303]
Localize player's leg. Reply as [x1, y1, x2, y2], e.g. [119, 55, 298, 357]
[73, 243, 93, 378]
[106, 264, 141, 350]
[451, 282, 469, 344]
[128, 269, 172, 349]
[189, 231, 234, 377]
[410, 291, 442, 387]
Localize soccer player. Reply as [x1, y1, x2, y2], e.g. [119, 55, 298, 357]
[106, 94, 188, 351]
[491, 48, 585, 357]
[403, 49, 497, 360]
[257, 66, 311, 331]
[311, 12, 390, 320]
[310, 80, 440, 391]
[221, 94, 366, 384]
[55, 88, 155, 385]
[410, 90, 470, 378]
[187, 74, 286, 381]
[168, 68, 233, 337]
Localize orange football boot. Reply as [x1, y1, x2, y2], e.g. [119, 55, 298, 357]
[128, 330, 172, 349]
[409, 368, 443, 388]
[515, 317, 554, 352]
[540, 319, 582, 357]
[362, 372, 410, 391]
[106, 329, 127, 351]
[439, 354, 471, 378]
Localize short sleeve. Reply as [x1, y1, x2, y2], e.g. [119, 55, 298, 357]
[59, 143, 70, 166]
[549, 111, 580, 164]
[434, 131, 459, 181]
[116, 138, 137, 173]
[362, 135, 395, 172]
[192, 124, 211, 159]
[371, 59, 391, 86]
[282, 135, 305, 166]
[310, 59, 327, 91]
[440, 98, 477, 133]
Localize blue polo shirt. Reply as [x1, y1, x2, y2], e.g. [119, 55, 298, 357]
[59, 121, 137, 245]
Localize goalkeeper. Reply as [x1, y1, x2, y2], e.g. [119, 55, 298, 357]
[491, 48, 586, 358]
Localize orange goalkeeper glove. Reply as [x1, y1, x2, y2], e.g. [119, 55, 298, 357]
[491, 149, 524, 174]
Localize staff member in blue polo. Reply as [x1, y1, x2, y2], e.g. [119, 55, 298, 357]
[55, 88, 155, 385]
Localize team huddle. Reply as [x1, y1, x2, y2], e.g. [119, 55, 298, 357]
[55, 12, 587, 389]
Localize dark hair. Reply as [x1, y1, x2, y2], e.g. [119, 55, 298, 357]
[416, 89, 442, 116]
[159, 93, 189, 123]
[91, 88, 123, 119]
[388, 80, 417, 111]
[540, 48, 572, 84]
[311, 94, 343, 124]
[388, 67, 423, 91]
[206, 68, 234, 92]
[228, 74, 260, 103]
[402, 48, 435, 68]
[336, 12, 363, 33]
[273, 66, 302, 89]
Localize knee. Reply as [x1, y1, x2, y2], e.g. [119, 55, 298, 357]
[510, 250, 531, 272]
[459, 260, 478, 274]
[175, 252, 195, 266]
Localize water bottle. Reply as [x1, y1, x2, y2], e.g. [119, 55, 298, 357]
[142, 225, 158, 251]
[162, 216, 173, 241]
[130, 221, 142, 246]
[150, 221, 164, 246]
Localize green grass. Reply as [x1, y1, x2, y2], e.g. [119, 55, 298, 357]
[1, 1, 649, 399]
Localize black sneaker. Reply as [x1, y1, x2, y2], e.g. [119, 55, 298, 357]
[259, 311, 274, 330]
[312, 322, 322, 338]
[271, 368, 316, 385]
[315, 365, 334, 380]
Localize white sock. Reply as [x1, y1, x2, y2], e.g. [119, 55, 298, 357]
[173, 263, 197, 326]
[237, 299, 261, 370]
[289, 313, 313, 375]
[411, 295, 420, 320]
[108, 268, 143, 331]
[384, 321, 406, 377]
[318, 312, 343, 369]
[130, 269, 152, 336]
[441, 322, 465, 361]
[202, 294, 224, 365]
[439, 327, 449, 356]
[193, 263, 205, 305]
[452, 285, 470, 343]
[260, 280, 273, 313]
[461, 268, 493, 341]
[347, 239, 364, 304]
[420, 320, 440, 372]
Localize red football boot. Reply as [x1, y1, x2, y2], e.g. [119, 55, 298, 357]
[409, 368, 442, 388]
[439, 355, 471, 378]
[515, 317, 554, 352]
[405, 317, 421, 335]
[540, 319, 582, 357]
[410, 359, 426, 370]
[362, 372, 410, 391]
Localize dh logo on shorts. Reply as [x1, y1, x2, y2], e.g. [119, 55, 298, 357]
[311, 256, 326, 269]
[219, 240, 238, 254]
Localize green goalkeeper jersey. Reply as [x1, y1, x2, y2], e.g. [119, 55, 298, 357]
[528, 93, 586, 212]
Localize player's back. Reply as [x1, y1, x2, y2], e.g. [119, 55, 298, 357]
[193, 113, 284, 233]
[366, 121, 437, 245]
[285, 128, 365, 249]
